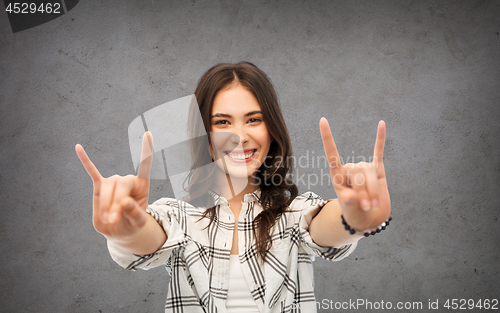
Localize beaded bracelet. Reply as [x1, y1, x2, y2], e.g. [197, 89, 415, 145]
[341, 215, 392, 237]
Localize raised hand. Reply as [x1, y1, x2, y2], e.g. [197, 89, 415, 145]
[320, 118, 391, 231]
[75, 132, 154, 241]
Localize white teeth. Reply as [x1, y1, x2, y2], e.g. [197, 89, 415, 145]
[227, 150, 255, 160]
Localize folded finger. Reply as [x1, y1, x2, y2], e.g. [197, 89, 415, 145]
[348, 168, 371, 211]
[99, 177, 118, 223]
[364, 165, 379, 210]
[107, 177, 135, 223]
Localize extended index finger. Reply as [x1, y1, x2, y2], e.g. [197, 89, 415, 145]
[75, 144, 102, 182]
[373, 120, 386, 163]
[137, 131, 154, 179]
[319, 117, 342, 173]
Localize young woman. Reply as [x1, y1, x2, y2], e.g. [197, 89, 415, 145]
[75, 62, 391, 313]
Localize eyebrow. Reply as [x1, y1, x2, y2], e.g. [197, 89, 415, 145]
[211, 110, 262, 118]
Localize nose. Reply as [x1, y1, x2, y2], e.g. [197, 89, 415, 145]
[232, 124, 249, 145]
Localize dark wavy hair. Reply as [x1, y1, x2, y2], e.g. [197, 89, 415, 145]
[185, 61, 298, 263]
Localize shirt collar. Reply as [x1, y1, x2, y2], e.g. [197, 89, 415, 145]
[208, 188, 261, 205]
[242, 188, 261, 203]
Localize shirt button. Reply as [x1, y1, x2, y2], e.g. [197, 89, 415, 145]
[253, 284, 258, 290]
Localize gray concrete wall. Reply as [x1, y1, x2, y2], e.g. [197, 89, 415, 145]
[1, 0, 499, 312]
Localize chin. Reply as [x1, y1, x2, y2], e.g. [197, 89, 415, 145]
[214, 162, 256, 179]
[226, 168, 256, 179]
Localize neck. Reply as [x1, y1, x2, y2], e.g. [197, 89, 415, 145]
[216, 173, 259, 203]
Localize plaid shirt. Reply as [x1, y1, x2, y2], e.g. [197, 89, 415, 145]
[108, 190, 356, 313]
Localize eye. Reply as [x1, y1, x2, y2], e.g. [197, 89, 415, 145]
[248, 118, 262, 123]
[214, 120, 230, 125]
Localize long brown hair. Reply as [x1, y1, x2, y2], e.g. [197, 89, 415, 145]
[185, 62, 298, 262]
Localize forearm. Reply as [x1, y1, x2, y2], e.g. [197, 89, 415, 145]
[107, 213, 167, 255]
[309, 199, 363, 248]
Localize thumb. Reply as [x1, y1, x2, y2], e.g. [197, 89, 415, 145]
[121, 197, 148, 229]
[337, 189, 359, 214]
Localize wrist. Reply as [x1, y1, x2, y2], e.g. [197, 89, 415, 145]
[108, 213, 166, 255]
[341, 214, 392, 237]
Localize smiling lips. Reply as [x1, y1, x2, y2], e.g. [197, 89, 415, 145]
[224, 149, 257, 163]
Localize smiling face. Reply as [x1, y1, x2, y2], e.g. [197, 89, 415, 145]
[210, 84, 272, 182]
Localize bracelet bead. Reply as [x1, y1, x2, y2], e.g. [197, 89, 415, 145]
[341, 215, 392, 237]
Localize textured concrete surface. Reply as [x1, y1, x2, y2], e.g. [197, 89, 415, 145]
[1, 1, 499, 312]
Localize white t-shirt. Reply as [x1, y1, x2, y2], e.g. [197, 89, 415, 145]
[226, 254, 260, 312]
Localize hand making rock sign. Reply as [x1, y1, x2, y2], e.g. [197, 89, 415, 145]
[309, 118, 391, 246]
[323, 117, 390, 229]
[75, 132, 166, 255]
